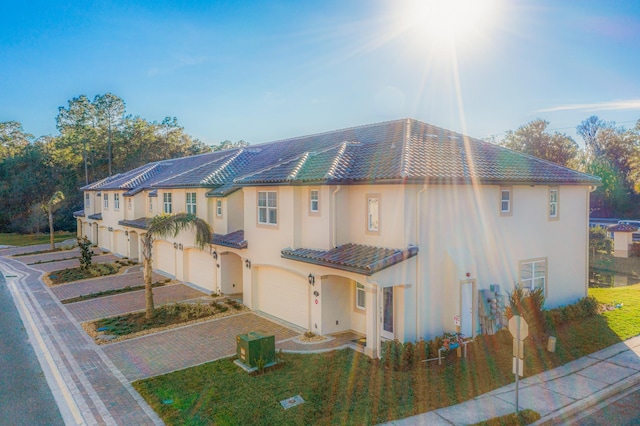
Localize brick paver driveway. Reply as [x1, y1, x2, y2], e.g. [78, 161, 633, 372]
[102, 312, 299, 381]
[30, 254, 120, 272]
[66, 284, 207, 321]
[50, 268, 165, 301]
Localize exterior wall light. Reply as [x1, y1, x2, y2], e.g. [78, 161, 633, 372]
[108, 227, 113, 232]
[212, 251, 218, 260]
[245, 259, 251, 269]
[178, 243, 183, 251]
[125, 231, 129, 236]
[173, 243, 178, 249]
[308, 274, 315, 286]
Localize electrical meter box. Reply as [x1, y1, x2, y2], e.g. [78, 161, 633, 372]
[236, 331, 275, 368]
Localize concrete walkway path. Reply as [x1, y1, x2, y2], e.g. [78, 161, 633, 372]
[385, 336, 640, 425]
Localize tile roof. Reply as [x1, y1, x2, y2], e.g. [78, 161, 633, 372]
[81, 119, 600, 197]
[608, 223, 638, 232]
[118, 218, 151, 230]
[73, 210, 85, 218]
[212, 230, 247, 249]
[87, 213, 102, 220]
[281, 243, 419, 276]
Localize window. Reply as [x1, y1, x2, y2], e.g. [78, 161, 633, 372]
[500, 187, 511, 215]
[114, 193, 120, 210]
[85, 193, 90, 208]
[163, 193, 172, 214]
[186, 192, 197, 215]
[310, 189, 319, 213]
[356, 283, 366, 310]
[148, 196, 153, 213]
[367, 195, 380, 233]
[258, 191, 277, 225]
[103, 193, 109, 209]
[128, 197, 132, 210]
[216, 199, 222, 217]
[520, 259, 546, 294]
[549, 188, 559, 219]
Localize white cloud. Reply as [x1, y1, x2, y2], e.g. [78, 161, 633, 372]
[538, 99, 640, 113]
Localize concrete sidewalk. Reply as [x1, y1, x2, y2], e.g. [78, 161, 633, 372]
[385, 336, 640, 425]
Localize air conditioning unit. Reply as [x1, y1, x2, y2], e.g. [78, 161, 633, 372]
[236, 331, 275, 368]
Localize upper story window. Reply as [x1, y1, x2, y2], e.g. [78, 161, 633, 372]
[356, 282, 366, 310]
[520, 259, 547, 295]
[114, 193, 120, 210]
[85, 193, 90, 208]
[258, 191, 277, 225]
[186, 192, 197, 215]
[549, 188, 559, 220]
[163, 193, 172, 214]
[216, 199, 222, 217]
[500, 187, 511, 215]
[310, 189, 319, 214]
[103, 193, 109, 209]
[148, 195, 153, 213]
[128, 197, 132, 210]
[366, 195, 380, 233]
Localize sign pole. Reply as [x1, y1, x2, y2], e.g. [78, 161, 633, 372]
[515, 322, 519, 414]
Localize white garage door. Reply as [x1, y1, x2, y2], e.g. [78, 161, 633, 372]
[257, 267, 308, 329]
[155, 241, 176, 277]
[184, 248, 215, 291]
[114, 231, 128, 257]
[99, 228, 110, 251]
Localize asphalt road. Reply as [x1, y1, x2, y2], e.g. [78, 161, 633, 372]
[563, 383, 640, 425]
[0, 271, 64, 426]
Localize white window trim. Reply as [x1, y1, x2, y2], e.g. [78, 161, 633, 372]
[103, 193, 109, 209]
[549, 187, 559, 220]
[216, 199, 223, 217]
[127, 197, 132, 210]
[114, 194, 120, 210]
[309, 189, 320, 215]
[355, 282, 366, 310]
[500, 186, 512, 216]
[366, 194, 381, 234]
[163, 193, 172, 214]
[85, 193, 90, 208]
[148, 196, 153, 213]
[186, 192, 197, 215]
[520, 258, 547, 295]
[257, 190, 278, 226]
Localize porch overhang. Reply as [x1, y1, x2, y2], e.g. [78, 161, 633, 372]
[73, 210, 85, 218]
[87, 213, 102, 220]
[281, 243, 418, 276]
[118, 217, 151, 230]
[212, 229, 248, 249]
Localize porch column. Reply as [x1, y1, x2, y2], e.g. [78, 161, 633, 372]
[364, 285, 379, 358]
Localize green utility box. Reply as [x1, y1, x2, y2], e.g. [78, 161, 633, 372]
[236, 331, 275, 368]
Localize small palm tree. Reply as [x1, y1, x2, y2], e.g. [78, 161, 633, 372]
[42, 191, 65, 251]
[141, 213, 211, 319]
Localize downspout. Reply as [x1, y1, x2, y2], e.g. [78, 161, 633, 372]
[331, 185, 342, 248]
[416, 184, 427, 339]
[586, 185, 597, 295]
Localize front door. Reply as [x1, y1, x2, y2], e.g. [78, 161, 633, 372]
[461, 280, 474, 337]
[381, 287, 394, 340]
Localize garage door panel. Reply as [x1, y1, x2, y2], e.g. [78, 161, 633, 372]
[155, 241, 175, 277]
[185, 249, 214, 291]
[257, 268, 308, 329]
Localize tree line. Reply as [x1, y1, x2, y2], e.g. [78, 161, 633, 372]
[492, 117, 640, 218]
[0, 93, 247, 234]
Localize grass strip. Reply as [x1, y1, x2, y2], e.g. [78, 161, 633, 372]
[60, 280, 170, 304]
[0, 232, 75, 247]
[471, 409, 540, 426]
[28, 256, 80, 265]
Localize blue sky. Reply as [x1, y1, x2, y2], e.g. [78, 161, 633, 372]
[2, 0, 640, 147]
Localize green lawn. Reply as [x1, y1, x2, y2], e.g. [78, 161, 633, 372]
[133, 285, 639, 426]
[0, 232, 75, 247]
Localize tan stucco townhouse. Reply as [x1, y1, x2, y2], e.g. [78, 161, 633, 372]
[74, 118, 600, 358]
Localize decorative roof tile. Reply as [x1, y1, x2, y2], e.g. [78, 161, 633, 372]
[212, 230, 247, 249]
[87, 213, 102, 220]
[118, 217, 151, 230]
[608, 223, 638, 232]
[281, 243, 419, 276]
[73, 210, 85, 218]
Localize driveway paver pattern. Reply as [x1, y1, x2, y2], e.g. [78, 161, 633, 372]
[30, 254, 120, 272]
[66, 284, 207, 322]
[102, 312, 299, 381]
[50, 268, 164, 301]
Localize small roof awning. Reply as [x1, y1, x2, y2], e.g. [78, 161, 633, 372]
[73, 210, 85, 218]
[118, 217, 151, 230]
[212, 230, 248, 249]
[608, 223, 638, 233]
[281, 243, 418, 276]
[87, 213, 102, 220]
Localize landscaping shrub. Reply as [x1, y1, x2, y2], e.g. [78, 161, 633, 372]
[507, 285, 546, 338]
[77, 236, 94, 270]
[589, 226, 613, 255]
[630, 242, 640, 257]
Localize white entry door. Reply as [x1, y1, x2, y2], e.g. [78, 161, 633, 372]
[461, 281, 474, 337]
[381, 287, 394, 340]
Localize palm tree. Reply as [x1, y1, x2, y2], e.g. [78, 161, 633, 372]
[42, 191, 65, 250]
[141, 213, 211, 319]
